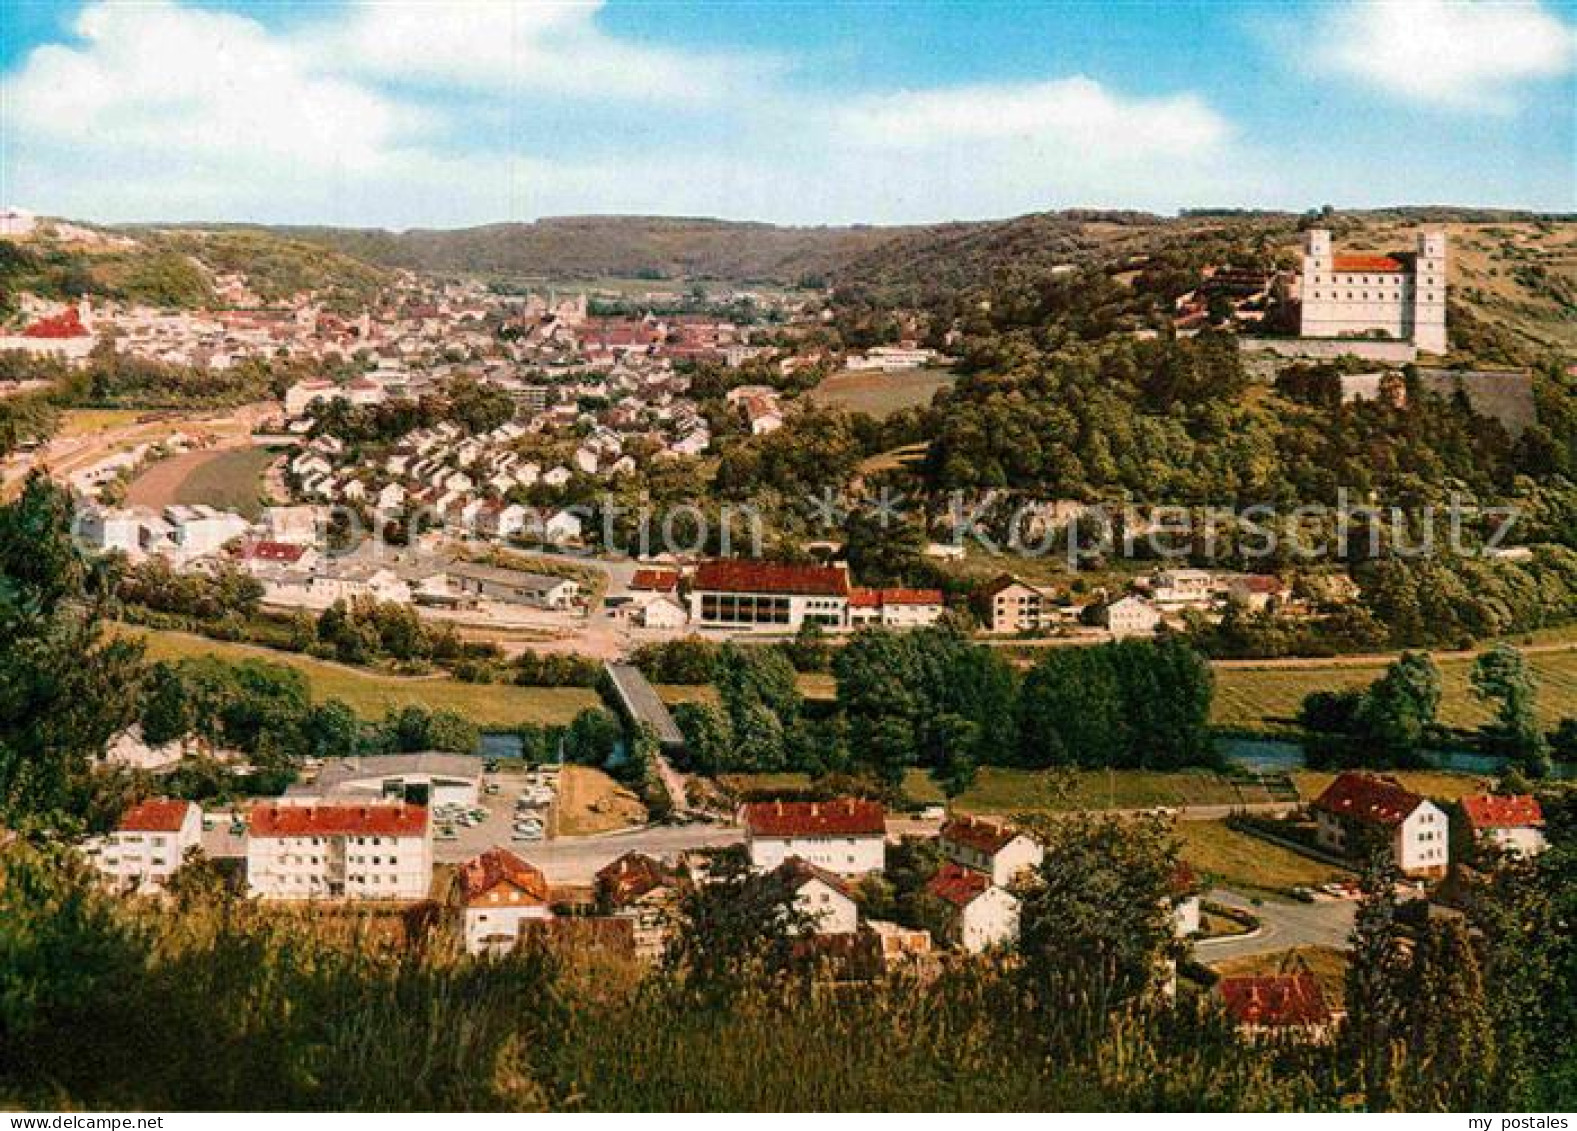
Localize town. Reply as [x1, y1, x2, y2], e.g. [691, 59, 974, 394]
[1, 0, 1574, 1112]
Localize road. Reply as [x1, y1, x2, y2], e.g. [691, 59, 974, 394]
[1193, 887, 1356, 960]
[510, 822, 743, 883]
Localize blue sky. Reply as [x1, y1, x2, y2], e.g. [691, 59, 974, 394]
[1, 0, 1572, 228]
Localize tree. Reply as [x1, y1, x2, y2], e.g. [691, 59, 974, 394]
[662, 847, 815, 999]
[1357, 651, 1441, 763]
[1344, 837, 1407, 1109]
[1471, 644, 1551, 777]
[0, 476, 146, 824]
[1016, 814, 1182, 1043]
[1399, 918, 1497, 1110]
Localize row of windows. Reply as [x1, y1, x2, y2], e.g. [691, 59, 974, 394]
[1309, 291, 1437, 303]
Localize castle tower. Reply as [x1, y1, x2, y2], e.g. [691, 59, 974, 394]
[1411, 231, 1447, 354]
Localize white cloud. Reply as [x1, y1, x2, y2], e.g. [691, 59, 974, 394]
[838, 77, 1229, 155]
[1310, 0, 1576, 111]
[305, 0, 762, 104]
[0, 0, 1258, 226]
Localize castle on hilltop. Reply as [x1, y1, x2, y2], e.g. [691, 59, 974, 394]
[1296, 229, 1447, 354]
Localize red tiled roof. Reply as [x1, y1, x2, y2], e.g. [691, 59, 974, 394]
[248, 803, 428, 838]
[1332, 254, 1405, 273]
[240, 541, 307, 564]
[926, 862, 991, 908]
[941, 815, 1021, 856]
[743, 798, 885, 838]
[23, 308, 89, 338]
[118, 798, 193, 833]
[776, 856, 853, 898]
[630, 568, 679, 593]
[459, 847, 549, 906]
[1217, 974, 1331, 1028]
[596, 852, 675, 906]
[694, 559, 850, 597]
[1461, 794, 1543, 831]
[1312, 772, 1424, 827]
[1170, 861, 1199, 897]
[1231, 574, 1285, 594]
[849, 587, 944, 608]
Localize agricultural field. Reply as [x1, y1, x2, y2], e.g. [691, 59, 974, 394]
[122, 626, 600, 727]
[1177, 820, 1350, 898]
[809, 366, 957, 419]
[1212, 645, 1577, 733]
[155, 446, 279, 519]
[720, 767, 1283, 813]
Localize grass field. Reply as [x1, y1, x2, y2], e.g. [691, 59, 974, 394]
[123, 626, 600, 727]
[809, 367, 957, 419]
[1212, 646, 1577, 733]
[57, 408, 154, 437]
[1178, 820, 1350, 897]
[913, 767, 1286, 814]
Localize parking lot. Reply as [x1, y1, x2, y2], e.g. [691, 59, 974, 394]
[432, 765, 562, 864]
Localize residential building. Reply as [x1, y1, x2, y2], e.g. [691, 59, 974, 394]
[246, 803, 432, 900]
[976, 574, 1058, 633]
[939, 816, 1043, 887]
[925, 863, 1020, 953]
[742, 798, 886, 876]
[1311, 772, 1449, 878]
[596, 852, 681, 960]
[456, 847, 553, 956]
[1298, 229, 1447, 354]
[94, 799, 203, 891]
[1461, 794, 1546, 858]
[777, 858, 860, 935]
[1101, 595, 1161, 638]
[164, 505, 249, 559]
[1148, 568, 1216, 610]
[689, 560, 850, 631]
[1216, 974, 1334, 1043]
[846, 587, 946, 628]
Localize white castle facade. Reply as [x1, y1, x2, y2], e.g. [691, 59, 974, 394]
[1297, 229, 1447, 354]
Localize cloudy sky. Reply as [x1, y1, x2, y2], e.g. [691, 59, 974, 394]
[1, 0, 1573, 228]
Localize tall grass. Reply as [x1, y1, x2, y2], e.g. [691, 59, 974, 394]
[1, 844, 1334, 1111]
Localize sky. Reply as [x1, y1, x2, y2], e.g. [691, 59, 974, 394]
[0, 0, 1573, 229]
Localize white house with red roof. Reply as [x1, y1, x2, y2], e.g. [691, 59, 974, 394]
[1461, 794, 1546, 858]
[777, 857, 860, 935]
[456, 847, 553, 955]
[925, 862, 1020, 953]
[1298, 229, 1447, 354]
[245, 803, 431, 900]
[94, 798, 203, 891]
[1216, 973, 1334, 1043]
[1311, 772, 1449, 878]
[847, 587, 946, 628]
[742, 798, 886, 876]
[939, 816, 1043, 887]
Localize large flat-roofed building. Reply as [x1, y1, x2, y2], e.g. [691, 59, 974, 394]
[689, 559, 851, 630]
[1297, 229, 1446, 354]
[289, 752, 482, 808]
[246, 803, 432, 900]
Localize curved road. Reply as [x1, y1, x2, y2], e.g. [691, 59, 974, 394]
[1192, 887, 1356, 960]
